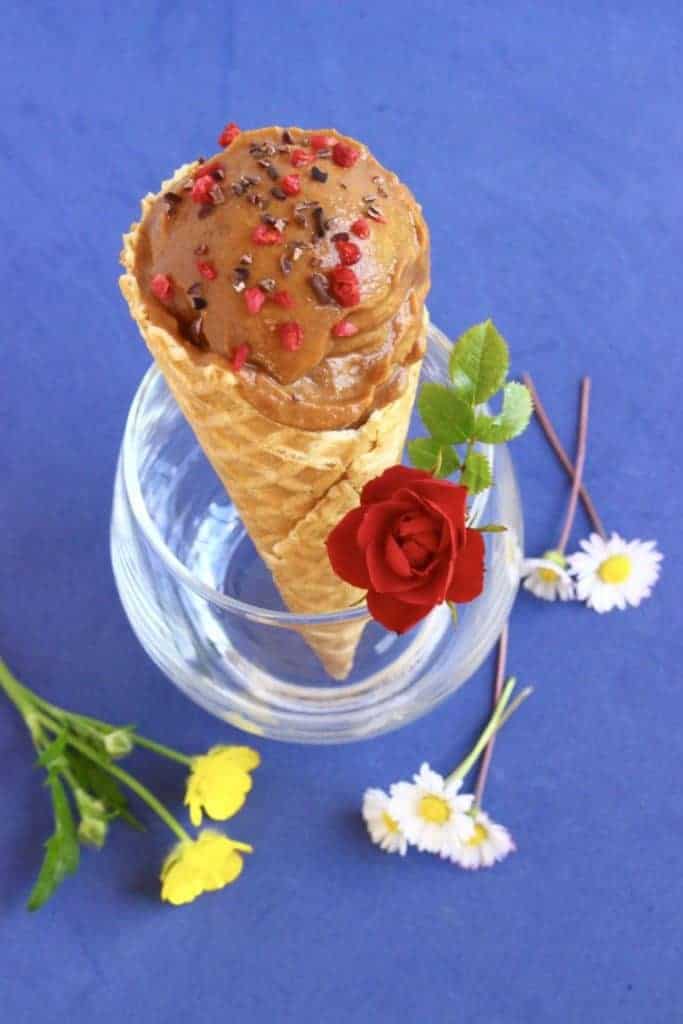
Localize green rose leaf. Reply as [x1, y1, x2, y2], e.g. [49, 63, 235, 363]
[407, 438, 460, 478]
[476, 523, 508, 533]
[461, 451, 493, 494]
[27, 774, 80, 912]
[418, 383, 475, 444]
[473, 381, 533, 443]
[449, 320, 510, 404]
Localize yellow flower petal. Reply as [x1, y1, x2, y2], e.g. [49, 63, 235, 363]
[185, 748, 258, 826]
[160, 832, 252, 906]
[208, 745, 261, 772]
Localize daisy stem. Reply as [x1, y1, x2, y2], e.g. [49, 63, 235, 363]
[473, 625, 508, 807]
[522, 373, 607, 540]
[448, 676, 518, 786]
[556, 377, 590, 553]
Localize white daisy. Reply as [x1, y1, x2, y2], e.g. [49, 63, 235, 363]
[453, 810, 516, 870]
[362, 788, 407, 855]
[521, 549, 574, 601]
[389, 763, 475, 859]
[568, 532, 662, 613]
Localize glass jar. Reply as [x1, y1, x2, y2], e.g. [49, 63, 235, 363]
[111, 320, 523, 744]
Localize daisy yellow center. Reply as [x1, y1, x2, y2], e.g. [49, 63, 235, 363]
[382, 811, 399, 834]
[538, 567, 559, 583]
[466, 823, 489, 848]
[598, 554, 632, 584]
[418, 795, 451, 824]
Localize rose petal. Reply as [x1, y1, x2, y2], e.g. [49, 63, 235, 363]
[357, 500, 413, 551]
[392, 552, 453, 606]
[326, 507, 370, 588]
[385, 534, 413, 578]
[367, 590, 431, 634]
[410, 479, 468, 533]
[361, 466, 433, 507]
[446, 529, 486, 603]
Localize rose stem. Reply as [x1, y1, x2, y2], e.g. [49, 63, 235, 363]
[474, 624, 509, 807]
[556, 377, 590, 554]
[522, 373, 607, 540]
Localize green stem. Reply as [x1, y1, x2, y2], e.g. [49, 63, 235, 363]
[497, 687, 534, 730]
[0, 658, 34, 715]
[132, 735, 192, 766]
[447, 677, 517, 785]
[24, 706, 190, 844]
[1, 658, 190, 766]
[65, 735, 191, 844]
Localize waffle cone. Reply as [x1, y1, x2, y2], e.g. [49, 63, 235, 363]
[120, 168, 423, 679]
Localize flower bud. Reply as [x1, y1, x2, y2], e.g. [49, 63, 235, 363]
[103, 729, 134, 758]
[78, 816, 108, 849]
[75, 788, 106, 819]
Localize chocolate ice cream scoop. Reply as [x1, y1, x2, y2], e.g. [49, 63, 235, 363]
[132, 126, 429, 430]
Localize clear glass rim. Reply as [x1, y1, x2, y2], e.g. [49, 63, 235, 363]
[121, 321, 494, 626]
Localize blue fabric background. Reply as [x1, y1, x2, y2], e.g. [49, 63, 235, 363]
[2, 2, 681, 1021]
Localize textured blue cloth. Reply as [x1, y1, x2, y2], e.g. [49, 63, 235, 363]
[2, 2, 681, 1021]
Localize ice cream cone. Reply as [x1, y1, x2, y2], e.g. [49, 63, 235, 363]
[120, 128, 429, 680]
[121, 199, 422, 677]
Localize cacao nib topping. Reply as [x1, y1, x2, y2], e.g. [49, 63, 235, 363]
[188, 316, 207, 348]
[190, 295, 207, 310]
[311, 166, 328, 183]
[239, 253, 253, 265]
[366, 204, 385, 221]
[267, 164, 280, 181]
[294, 212, 307, 227]
[194, 242, 209, 256]
[271, 186, 287, 200]
[187, 282, 203, 297]
[211, 167, 226, 181]
[209, 184, 225, 204]
[282, 129, 294, 145]
[163, 192, 181, 215]
[372, 175, 389, 197]
[233, 266, 250, 282]
[280, 254, 293, 275]
[312, 206, 326, 238]
[309, 273, 335, 305]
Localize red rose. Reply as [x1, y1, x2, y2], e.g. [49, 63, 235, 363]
[326, 466, 485, 633]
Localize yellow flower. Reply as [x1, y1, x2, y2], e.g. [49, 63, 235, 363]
[184, 745, 261, 827]
[160, 830, 253, 906]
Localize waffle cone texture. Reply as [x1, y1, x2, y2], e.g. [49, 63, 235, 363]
[120, 166, 424, 679]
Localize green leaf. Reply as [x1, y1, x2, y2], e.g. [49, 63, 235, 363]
[37, 730, 69, 772]
[461, 452, 493, 494]
[407, 438, 460, 479]
[67, 750, 144, 831]
[449, 320, 510, 404]
[447, 602, 459, 626]
[476, 523, 508, 533]
[417, 384, 475, 444]
[27, 774, 80, 911]
[473, 381, 533, 443]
